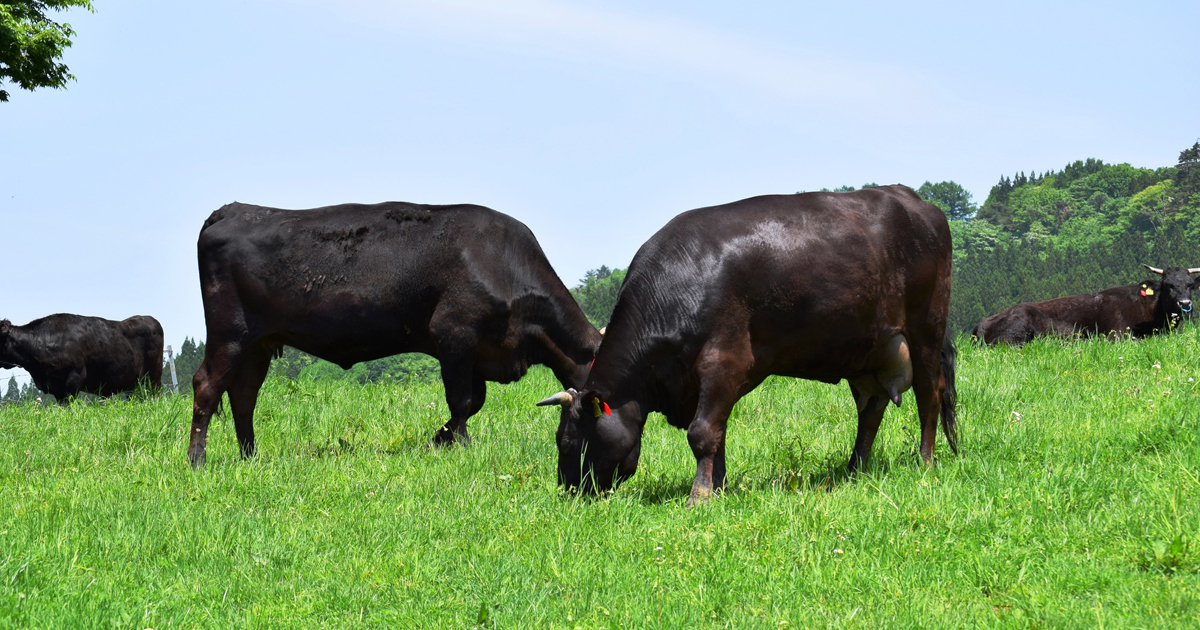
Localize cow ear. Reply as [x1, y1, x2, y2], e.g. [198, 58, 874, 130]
[0, 320, 8, 334]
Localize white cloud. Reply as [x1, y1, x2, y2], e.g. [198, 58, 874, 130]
[276, 0, 934, 118]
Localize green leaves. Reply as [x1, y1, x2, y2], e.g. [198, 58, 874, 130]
[570, 265, 626, 328]
[1141, 533, 1195, 576]
[0, 0, 94, 102]
[918, 180, 977, 222]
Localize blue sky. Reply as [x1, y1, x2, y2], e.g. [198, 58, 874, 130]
[2, 0, 1198, 386]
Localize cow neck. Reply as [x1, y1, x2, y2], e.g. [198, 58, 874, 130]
[585, 330, 675, 420]
[0, 323, 32, 367]
[557, 313, 602, 384]
[584, 285, 700, 422]
[528, 295, 600, 390]
[1151, 292, 1177, 331]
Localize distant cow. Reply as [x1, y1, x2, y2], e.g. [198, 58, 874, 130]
[973, 265, 1200, 345]
[537, 185, 958, 505]
[188, 201, 600, 467]
[0, 314, 164, 402]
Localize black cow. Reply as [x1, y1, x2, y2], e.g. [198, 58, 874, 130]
[188, 201, 600, 466]
[537, 185, 957, 505]
[973, 265, 1200, 345]
[0, 314, 164, 402]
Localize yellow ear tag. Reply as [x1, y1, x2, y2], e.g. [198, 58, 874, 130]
[591, 398, 602, 418]
[1146, 287, 1154, 295]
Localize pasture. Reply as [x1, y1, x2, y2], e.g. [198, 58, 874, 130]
[2, 329, 1198, 628]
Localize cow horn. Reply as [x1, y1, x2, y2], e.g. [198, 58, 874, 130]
[1188, 267, 1200, 274]
[1143, 264, 1164, 275]
[536, 390, 575, 407]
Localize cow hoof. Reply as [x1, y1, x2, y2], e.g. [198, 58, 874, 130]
[686, 487, 713, 508]
[428, 427, 470, 448]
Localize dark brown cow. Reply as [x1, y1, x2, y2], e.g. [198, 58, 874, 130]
[538, 185, 957, 505]
[188, 201, 599, 467]
[0, 314, 164, 402]
[973, 265, 1200, 345]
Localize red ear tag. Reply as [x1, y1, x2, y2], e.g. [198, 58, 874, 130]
[602, 402, 612, 415]
[1140, 289, 1147, 297]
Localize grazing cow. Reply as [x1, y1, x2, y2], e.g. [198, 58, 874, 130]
[973, 265, 1200, 345]
[188, 201, 600, 467]
[538, 185, 957, 505]
[0, 314, 164, 402]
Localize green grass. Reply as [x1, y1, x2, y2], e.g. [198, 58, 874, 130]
[2, 327, 1199, 628]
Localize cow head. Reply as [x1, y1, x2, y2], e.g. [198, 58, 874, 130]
[538, 388, 642, 494]
[0, 320, 16, 368]
[1143, 265, 1200, 318]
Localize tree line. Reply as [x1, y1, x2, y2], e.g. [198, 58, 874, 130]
[158, 338, 441, 394]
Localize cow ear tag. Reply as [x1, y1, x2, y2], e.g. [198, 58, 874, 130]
[590, 397, 613, 417]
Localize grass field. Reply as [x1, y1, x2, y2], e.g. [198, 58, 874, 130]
[2, 327, 1198, 628]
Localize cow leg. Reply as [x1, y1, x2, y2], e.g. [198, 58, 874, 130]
[846, 383, 888, 474]
[686, 339, 751, 507]
[910, 342, 943, 467]
[686, 398, 734, 508]
[228, 345, 273, 460]
[59, 369, 86, 405]
[188, 342, 243, 468]
[431, 358, 485, 447]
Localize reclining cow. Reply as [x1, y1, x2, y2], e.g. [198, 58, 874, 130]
[187, 201, 600, 467]
[973, 265, 1200, 345]
[537, 185, 958, 505]
[0, 314, 164, 403]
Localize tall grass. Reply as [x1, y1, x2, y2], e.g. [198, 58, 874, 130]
[1, 327, 1198, 628]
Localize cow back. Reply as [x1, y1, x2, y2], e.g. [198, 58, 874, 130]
[593, 185, 952, 416]
[197, 201, 595, 372]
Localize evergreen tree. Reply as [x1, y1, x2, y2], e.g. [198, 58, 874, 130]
[1174, 140, 1200, 206]
[167, 337, 206, 393]
[570, 265, 627, 327]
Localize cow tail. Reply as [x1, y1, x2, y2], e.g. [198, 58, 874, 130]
[940, 334, 959, 454]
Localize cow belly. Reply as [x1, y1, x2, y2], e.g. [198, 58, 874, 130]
[751, 317, 898, 383]
[258, 298, 437, 367]
[283, 331, 432, 368]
